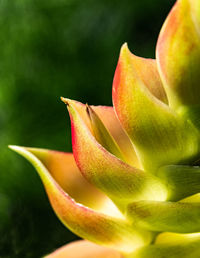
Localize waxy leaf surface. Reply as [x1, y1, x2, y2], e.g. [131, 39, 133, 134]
[64, 99, 167, 210]
[22, 147, 108, 210]
[45, 240, 123, 258]
[157, 0, 200, 110]
[86, 104, 125, 161]
[130, 238, 200, 258]
[112, 43, 200, 172]
[62, 99, 139, 167]
[127, 197, 200, 233]
[9, 145, 152, 253]
[158, 165, 200, 201]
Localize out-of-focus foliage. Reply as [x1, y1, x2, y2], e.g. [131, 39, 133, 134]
[0, 0, 175, 257]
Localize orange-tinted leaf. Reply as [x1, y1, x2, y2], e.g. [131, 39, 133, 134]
[21, 148, 111, 211]
[61, 98, 139, 168]
[9, 145, 152, 253]
[86, 104, 125, 161]
[112, 43, 200, 172]
[63, 99, 167, 210]
[114, 48, 167, 103]
[157, 0, 200, 110]
[45, 240, 123, 258]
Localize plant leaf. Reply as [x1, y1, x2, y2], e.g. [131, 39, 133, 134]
[156, 0, 200, 110]
[112, 43, 200, 172]
[158, 165, 200, 201]
[9, 145, 152, 253]
[113, 44, 167, 104]
[86, 104, 125, 161]
[128, 236, 200, 258]
[127, 197, 200, 233]
[63, 99, 167, 210]
[156, 232, 200, 244]
[14, 147, 115, 212]
[44, 240, 123, 258]
[61, 98, 139, 168]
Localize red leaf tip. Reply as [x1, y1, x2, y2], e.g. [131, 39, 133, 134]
[60, 97, 70, 106]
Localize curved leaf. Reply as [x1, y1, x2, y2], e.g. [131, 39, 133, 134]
[156, 0, 200, 110]
[113, 44, 167, 104]
[129, 238, 200, 258]
[9, 145, 152, 253]
[45, 240, 123, 258]
[62, 99, 139, 167]
[86, 104, 125, 161]
[21, 147, 111, 211]
[127, 198, 200, 233]
[63, 98, 167, 210]
[112, 43, 200, 172]
[156, 232, 200, 244]
[158, 165, 200, 201]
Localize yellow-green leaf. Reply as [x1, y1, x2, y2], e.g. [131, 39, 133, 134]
[9, 145, 152, 253]
[63, 98, 167, 210]
[157, 0, 200, 110]
[112, 43, 200, 172]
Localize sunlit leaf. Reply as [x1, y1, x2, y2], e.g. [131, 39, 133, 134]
[157, 0, 200, 110]
[63, 99, 167, 210]
[112, 43, 200, 172]
[9, 145, 152, 253]
[45, 240, 123, 258]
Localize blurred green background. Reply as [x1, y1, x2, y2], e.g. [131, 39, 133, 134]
[0, 0, 175, 257]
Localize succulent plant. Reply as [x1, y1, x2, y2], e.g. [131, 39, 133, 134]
[9, 0, 200, 257]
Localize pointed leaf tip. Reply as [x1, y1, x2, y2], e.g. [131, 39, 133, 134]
[61, 97, 75, 108]
[66, 99, 167, 210]
[9, 145, 152, 253]
[113, 43, 200, 172]
[66, 98, 140, 168]
[9, 145, 105, 209]
[85, 104, 125, 161]
[113, 43, 167, 104]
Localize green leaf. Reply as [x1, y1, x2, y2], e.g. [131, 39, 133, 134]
[112, 43, 200, 172]
[128, 237, 200, 258]
[63, 99, 167, 211]
[9, 145, 152, 253]
[158, 164, 200, 201]
[127, 197, 200, 233]
[157, 0, 200, 110]
[86, 104, 125, 161]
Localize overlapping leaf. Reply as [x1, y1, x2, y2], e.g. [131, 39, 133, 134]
[63, 98, 167, 210]
[9, 145, 152, 253]
[45, 240, 123, 258]
[127, 194, 200, 233]
[112, 43, 200, 172]
[86, 104, 125, 161]
[129, 237, 200, 258]
[157, 0, 200, 110]
[158, 165, 200, 201]
[61, 99, 139, 167]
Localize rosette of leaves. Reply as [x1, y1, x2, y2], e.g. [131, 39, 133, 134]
[9, 0, 200, 257]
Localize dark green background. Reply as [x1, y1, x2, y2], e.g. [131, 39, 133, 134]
[0, 0, 175, 257]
